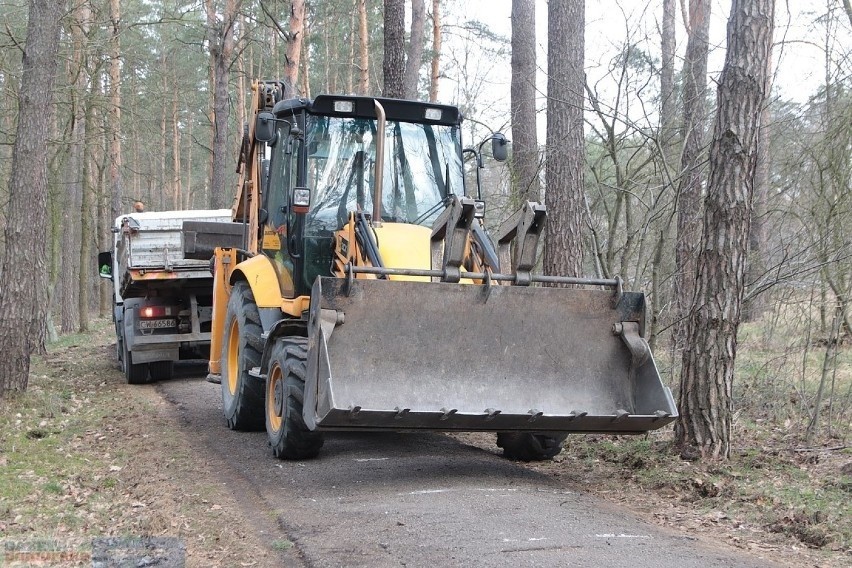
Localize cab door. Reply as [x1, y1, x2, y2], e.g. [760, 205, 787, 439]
[261, 122, 303, 298]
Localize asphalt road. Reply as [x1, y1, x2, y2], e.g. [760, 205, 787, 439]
[159, 367, 782, 568]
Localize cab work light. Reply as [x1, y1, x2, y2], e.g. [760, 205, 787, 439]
[293, 187, 311, 213]
[424, 108, 443, 121]
[333, 100, 354, 113]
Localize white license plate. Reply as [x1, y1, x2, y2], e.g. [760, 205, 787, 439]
[139, 318, 176, 330]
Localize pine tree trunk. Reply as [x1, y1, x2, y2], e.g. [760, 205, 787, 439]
[660, 0, 677, 157]
[510, 0, 540, 203]
[347, 1, 356, 93]
[131, 74, 142, 203]
[98, 97, 112, 316]
[172, 82, 182, 210]
[358, 0, 369, 94]
[108, 0, 123, 219]
[186, 116, 194, 208]
[286, 0, 305, 95]
[61, 0, 90, 333]
[673, 0, 711, 349]
[236, 52, 246, 171]
[743, 63, 772, 322]
[301, 14, 312, 98]
[404, 0, 426, 99]
[79, 67, 98, 333]
[383, 0, 406, 98]
[160, 67, 168, 210]
[544, 0, 585, 278]
[206, 0, 238, 209]
[676, 0, 774, 460]
[429, 0, 441, 102]
[0, 0, 66, 395]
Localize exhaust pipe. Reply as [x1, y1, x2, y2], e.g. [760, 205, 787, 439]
[372, 100, 386, 227]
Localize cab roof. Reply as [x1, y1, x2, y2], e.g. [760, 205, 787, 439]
[272, 95, 462, 127]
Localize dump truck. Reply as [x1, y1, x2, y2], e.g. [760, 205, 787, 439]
[98, 209, 234, 384]
[202, 80, 677, 461]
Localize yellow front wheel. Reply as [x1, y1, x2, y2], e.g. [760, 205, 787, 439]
[265, 336, 324, 459]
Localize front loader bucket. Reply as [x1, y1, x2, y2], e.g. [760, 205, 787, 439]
[303, 276, 677, 434]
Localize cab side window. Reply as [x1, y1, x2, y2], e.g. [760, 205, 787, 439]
[266, 124, 301, 229]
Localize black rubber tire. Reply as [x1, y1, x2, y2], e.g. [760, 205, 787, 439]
[123, 342, 149, 385]
[265, 337, 324, 459]
[149, 360, 174, 382]
[496, 432, 568, 462]
[221, 281, 265, 431]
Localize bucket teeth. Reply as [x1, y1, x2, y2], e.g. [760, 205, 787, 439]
[613, 409, 630, 422]
[568, 410, 588, 420]
[527, 409, 544, 423]
[394, 407, 411, 420]
[348, 405, 362, 419]
[484, 408, 501, 421]
[653, 410, 672, 421]
[439, 408, 458, 420]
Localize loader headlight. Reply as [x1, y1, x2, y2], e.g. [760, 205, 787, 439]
[293, 187, 311, 213]
[473, 200, 486, 219]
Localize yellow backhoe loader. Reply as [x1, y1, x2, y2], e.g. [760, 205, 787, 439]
[203, 80, 677, 461]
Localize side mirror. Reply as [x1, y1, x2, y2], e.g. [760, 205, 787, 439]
[255, 112, 276, 142]
[491, 133, 508, 162]
[98, 251, 113, 280]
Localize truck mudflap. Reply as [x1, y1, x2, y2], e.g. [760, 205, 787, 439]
[303, 276, 677, 433]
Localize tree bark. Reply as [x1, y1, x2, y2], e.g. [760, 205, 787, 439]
[510, 0, 540, 203]
[108, 0, 122, 219]
[676, 0, 774, 460]
[79, 62, 99, 333]
[660, 0, 677, 155]
[383, 0, 406, 98]
[404, 0, 426, 99]
[842, 0, 852, 28]
[358, 0, 369, 94]
[673, 0, 711, 348]
[0, 0, 66, 395]
[544, 0, 585, 278]
[206, 0, 240, 209]
[172, 78, 182, 209]
[301, 13, 312, 98]
[429, 0, 441, 102]
[61, 0, 91, 333]
[348, 1, 356, 93]
[286, 0, 306, 95]
[743, 79, 771, 322]
[160, 65, 168, 210]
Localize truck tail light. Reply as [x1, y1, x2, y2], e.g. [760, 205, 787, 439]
[140, 306, 175, 318]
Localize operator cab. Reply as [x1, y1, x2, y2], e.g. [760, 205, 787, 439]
[258, 96, 465, 297]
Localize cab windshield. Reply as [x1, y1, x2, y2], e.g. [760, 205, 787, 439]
[304, 115, 463, 236]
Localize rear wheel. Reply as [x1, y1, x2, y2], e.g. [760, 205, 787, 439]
[221, 281, 265, 431]
[497, 432, 568, 462]
[123, 342, 149, 385]
[149, 360, 174, 381]
[266, 337, 324, 459]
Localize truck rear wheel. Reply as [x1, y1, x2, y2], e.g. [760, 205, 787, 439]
[221, 281, 264, 431]
[266, 337, 324, 459]
[149, 360, 174, 381]
[123, 342, 149, 385]
[497, 432, 568, 462]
